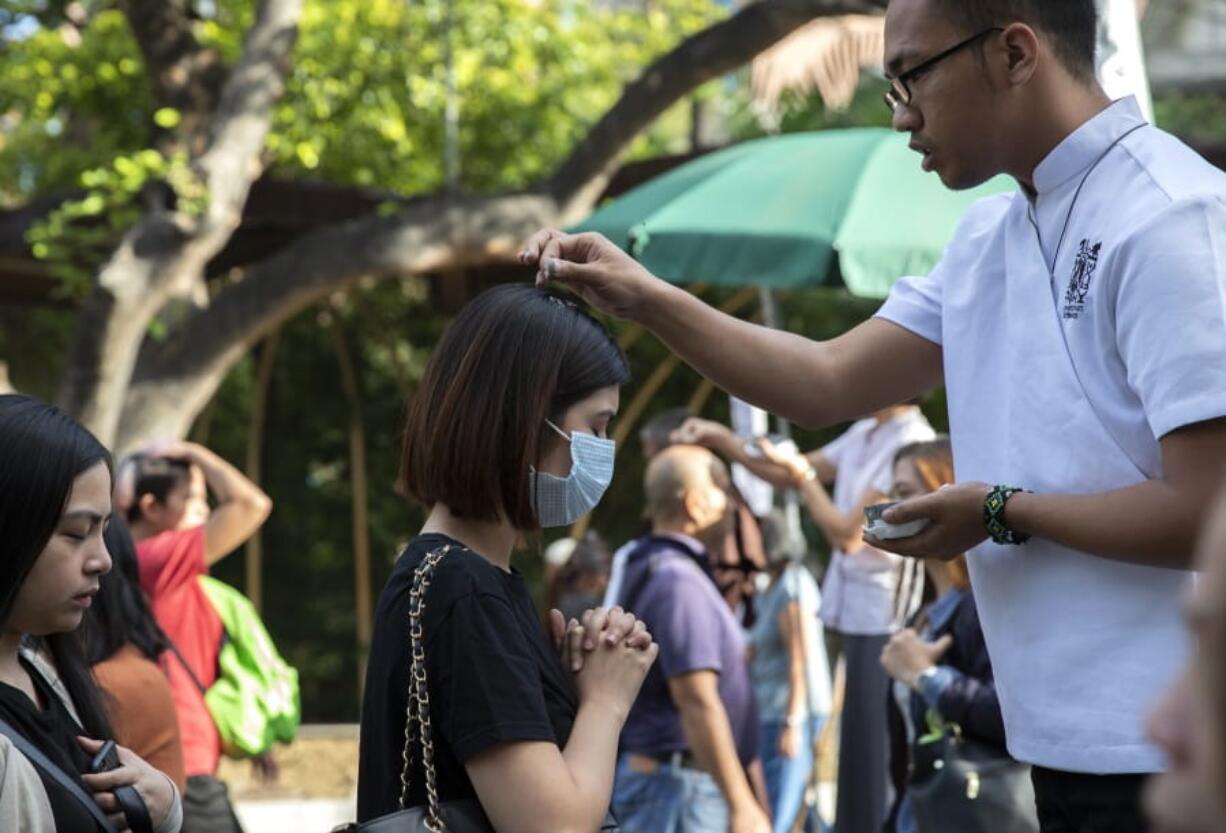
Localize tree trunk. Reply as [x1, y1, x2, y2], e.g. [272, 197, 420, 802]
[60, 0, 302, 446]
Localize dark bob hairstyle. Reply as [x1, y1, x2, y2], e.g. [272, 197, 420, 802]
[399, 284, 630, 530]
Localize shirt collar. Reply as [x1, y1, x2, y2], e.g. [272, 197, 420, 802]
[656, 532, 707, 557]
[1031, 96, 1147, 196]
[631, 532, 716, 582]
[925, 587, 967, 635]
[870, 405, 922, 435]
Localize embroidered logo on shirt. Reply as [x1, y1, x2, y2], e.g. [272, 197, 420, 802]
[1063, 239, 1102, 320]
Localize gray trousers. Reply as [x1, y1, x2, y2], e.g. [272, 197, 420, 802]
[834, 633, 891, 833]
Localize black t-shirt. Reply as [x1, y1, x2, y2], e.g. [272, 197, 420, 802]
[0, 656, 106, 832]
[356, 533, 578, 821]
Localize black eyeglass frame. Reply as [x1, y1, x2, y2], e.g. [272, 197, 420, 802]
[883, 27, 1004, 113]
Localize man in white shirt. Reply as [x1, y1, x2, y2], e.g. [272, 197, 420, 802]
[676, 406, 934, 832]
[519, 1, 1226, 829]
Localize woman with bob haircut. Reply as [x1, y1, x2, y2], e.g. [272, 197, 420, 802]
[0, 394, 182, 832]
[357, 284, 659, 833]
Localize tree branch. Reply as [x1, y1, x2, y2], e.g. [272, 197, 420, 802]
[196, 0, 302, 236]
[115, 192, 554, 449]
[114, 0, 895, 446]
[60, 0, 303, 444]
[545, 0, 887, 217]
[120, 0, 227, 153]
[140, 192, 554, 379]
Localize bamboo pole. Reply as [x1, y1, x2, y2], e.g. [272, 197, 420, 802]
[326, 313, 373, 698]
[243, 330, 281, 612]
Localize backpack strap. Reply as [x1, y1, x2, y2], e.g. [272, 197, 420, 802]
[163, 640, 209, 697]
[617, 536, 705, 614]
[0, 717, 120, 833]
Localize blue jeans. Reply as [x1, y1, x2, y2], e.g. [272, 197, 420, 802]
[612, 754, 730, 833]
[761, 716, 830, 833]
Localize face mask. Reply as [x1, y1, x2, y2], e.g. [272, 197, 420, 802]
[531, 420, 615, 528]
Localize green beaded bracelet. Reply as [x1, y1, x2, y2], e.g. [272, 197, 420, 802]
[984, 485, 1030, 546]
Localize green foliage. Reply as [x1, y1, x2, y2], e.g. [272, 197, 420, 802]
[1153, 91, 1226, 143]
[0, 9, 151, 201]
[25, 148, 207, 292]
[258, 0, 722, 193]
[5, 0, 723, 293]
[2, 0, 722, 204]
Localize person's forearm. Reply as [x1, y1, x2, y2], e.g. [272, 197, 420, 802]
[785, 658, 807, 722]
[783, 605, 808, 721]
[677, 696, 756, 810]
[185, 444, 269, 508]
[711, 433, 798, 489]
[798, 479, 863, 553]
[637, 283, 930, 429]
[557, 700, 626, 830]
[1005, 481, 1202, 569]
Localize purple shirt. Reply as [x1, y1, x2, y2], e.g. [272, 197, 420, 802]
[615, 535, 759, 765]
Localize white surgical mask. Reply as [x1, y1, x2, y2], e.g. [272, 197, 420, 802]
[531, 420, 615, 528]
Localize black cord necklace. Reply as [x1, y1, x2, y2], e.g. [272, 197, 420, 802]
[1027, 122, 1148, 275]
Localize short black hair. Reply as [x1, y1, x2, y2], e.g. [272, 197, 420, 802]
[399, 284, 630, 530]
[639, 408, 691, 455]
[126, 454, 192, 524]
[932, 0, 1098, 80]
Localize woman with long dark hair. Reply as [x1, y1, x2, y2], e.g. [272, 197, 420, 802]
[357, 285, 659, 832]
[0, 394, 182, 832]
[878, 438, 1029, 833]
[81, 518, 186, 792]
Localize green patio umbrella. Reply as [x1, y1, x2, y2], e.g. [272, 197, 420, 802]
[572, 127, 1014, 298]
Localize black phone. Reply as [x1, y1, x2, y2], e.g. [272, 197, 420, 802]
[743, 433, 795, 458]
[89, 739, 120, 774]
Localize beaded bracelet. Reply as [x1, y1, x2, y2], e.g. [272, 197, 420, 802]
[984, 485, 1030, 545]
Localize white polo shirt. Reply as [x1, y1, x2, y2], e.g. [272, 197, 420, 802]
[819, 407, 935, 635]
[876, 97, 1226, 774]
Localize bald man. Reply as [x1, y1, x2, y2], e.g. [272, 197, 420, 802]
[610, 446, 770, 833]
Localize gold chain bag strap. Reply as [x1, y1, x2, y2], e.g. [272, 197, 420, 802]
[341, 545, 494, 833]
[343, 544, 619, 833]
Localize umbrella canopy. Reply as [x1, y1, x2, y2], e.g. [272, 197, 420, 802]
[573, 128, 1014, 298]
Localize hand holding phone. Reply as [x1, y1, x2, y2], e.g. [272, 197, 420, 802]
[864, 501, 930, 540]
[82, 738, 156, 833]
[89, 739, 120, 774]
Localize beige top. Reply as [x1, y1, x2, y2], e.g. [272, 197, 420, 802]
[0, 733, 56, 833]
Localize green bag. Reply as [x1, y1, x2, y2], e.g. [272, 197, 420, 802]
[197, 576, 301, 758]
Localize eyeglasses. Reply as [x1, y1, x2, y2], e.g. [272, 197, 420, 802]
[884, 27, 1004, 113]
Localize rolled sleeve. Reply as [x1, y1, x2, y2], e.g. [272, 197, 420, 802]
[876, 273, 944, 347]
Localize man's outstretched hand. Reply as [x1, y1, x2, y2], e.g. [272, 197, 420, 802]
[519, 229, 662, 321]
